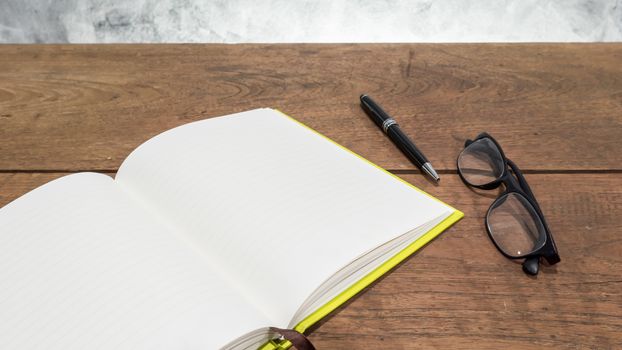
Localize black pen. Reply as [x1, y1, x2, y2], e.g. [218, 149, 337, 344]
[360, 94, 440, 182]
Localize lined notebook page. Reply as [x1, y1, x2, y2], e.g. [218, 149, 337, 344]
[116, 108, 453, 327]
[0, 173, 269, 350]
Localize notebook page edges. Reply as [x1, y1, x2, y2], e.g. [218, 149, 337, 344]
[0, 172, 270, 350]
[289, 211, 451, 326]
[294, 210, 463, 335]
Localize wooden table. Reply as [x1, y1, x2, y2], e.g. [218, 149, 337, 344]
[1, 44, 621, 349]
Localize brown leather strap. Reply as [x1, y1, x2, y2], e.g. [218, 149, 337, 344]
[269, 327, 316, 350]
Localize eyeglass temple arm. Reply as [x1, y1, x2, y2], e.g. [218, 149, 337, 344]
[506, 159, 540, 210]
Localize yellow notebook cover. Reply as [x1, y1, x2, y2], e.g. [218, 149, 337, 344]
[257, 111, 464, 350]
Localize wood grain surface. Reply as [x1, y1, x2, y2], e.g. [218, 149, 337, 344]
[1, 44, 621, 172]
[1, 44, 621, 349]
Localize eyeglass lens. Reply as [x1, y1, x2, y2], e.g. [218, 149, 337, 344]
[486, 192, 547, 258]
[458, 138, 505, 186]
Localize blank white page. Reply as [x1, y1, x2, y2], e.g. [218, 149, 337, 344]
[0, 173, 270, 350]
[116, 108, 453, 326]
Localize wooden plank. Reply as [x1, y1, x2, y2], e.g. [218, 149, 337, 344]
[2, 172, 621, 348]
[1, 44, 621, 172]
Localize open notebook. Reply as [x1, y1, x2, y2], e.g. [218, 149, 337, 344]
[0, 108, 462, 349]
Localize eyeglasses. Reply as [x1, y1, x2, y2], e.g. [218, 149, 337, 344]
[457, 133, 560, 275]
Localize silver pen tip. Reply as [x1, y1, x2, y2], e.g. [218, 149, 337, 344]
[422, 162, 440, 182]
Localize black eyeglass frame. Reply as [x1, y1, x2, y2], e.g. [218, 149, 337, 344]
[457, 132, 560, 275]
